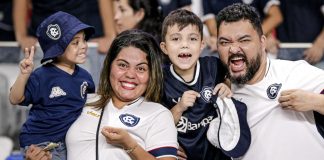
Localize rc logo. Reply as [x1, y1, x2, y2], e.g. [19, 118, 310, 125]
[119, 114, 140, 127]
[267, 83, 282, 99]
[80, 81, 89, 99]
[46, 24, 61, 40]
[200, 86, 213, 103]
[49, 86, 66, 98]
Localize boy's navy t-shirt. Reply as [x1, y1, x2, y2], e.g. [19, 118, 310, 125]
[162, 57, 230, 160]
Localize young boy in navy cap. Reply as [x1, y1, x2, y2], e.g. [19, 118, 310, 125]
[9, 11, 95, 160]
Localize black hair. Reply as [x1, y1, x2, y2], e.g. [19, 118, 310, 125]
[216, 3, 263, 37]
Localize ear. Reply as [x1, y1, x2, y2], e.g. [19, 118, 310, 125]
[160, 42, 168, 55]
[260, 35, 266, 51]
[200, 39, 206, 51]
[135, 8, 145, 23]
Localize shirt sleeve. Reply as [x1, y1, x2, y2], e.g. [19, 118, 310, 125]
[19, 73, 40, 106]
[286, 60, 324, 94]
[146, 109, 178, 158]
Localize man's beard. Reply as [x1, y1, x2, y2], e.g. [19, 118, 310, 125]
[227, 53, 261, 85]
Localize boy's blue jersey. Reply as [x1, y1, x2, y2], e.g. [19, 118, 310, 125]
[162, 57, 230, 160]
[19, 64, 95, 147]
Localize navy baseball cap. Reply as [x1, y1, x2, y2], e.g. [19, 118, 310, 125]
[36, 11, 95, 64]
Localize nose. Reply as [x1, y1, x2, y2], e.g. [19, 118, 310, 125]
[81, 40, 87, 48]
[181, 39, 189, 49]
[114, 10, 120, 21]
[125, 68, 136, 79]
[229, 43, 242, 54]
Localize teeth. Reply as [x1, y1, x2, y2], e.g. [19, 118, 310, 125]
[121, 82, 136, 88]
[231, 57, 243, 60]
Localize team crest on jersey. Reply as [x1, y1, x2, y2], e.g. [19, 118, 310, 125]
[200, 86, 213, 103]
[46, 24, 61, 40]
[80, 81, 89, 99]
[49, 86, 66, 98]
[119, 114, 140, 127]
[267, 83, 282, 99]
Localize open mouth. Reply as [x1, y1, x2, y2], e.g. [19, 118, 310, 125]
[178, 53, 192, 58]
[121, 81, 137, 90]
[229, 55, 246, 72]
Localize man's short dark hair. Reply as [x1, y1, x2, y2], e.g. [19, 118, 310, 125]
[216, 3, 263, 36]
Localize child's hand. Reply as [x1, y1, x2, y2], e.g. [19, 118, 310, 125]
[177, 90, 200, 112]
[20, 46, 35, 75]
[213, 83, 232, 98]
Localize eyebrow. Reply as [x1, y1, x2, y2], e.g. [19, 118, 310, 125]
[219, 34, 251, 41]
[116, 59, 149, 66]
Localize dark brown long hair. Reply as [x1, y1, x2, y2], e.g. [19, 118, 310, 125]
[88, 30, 163, 109]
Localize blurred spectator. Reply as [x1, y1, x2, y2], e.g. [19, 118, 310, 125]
[0, 0, 15, 41]
[202, 0, 282, 53]
[158, 0, 192, 17]
[85, 0, 116, 87]
[276, 0, 324, 69]
[0, 0, 21, 63]
[13, 0, 89, 51]
[113, 0, 163, 42]
[93, 0, 117, 54]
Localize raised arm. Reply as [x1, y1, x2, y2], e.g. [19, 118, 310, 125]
[13, 0, 37, 50]
[9, 46, 35, 105]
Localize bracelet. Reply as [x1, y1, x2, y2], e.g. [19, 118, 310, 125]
[123, 144, 138, 154]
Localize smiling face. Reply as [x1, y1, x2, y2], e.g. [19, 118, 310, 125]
[57, 31, 88, 66]
[160, 24, 204, 75]
[217, 19, 267, 84]
[113, 0, 144, 34]
[109, 46, 149, 107]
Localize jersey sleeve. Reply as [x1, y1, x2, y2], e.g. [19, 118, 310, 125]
[19, 73, 40, 106]
[285, 60, 324, 139]
[87, 75, 96, 93]
[207, 97, 251, 158]
[146, 109, 178, 158]
[286, 60, 324, 94]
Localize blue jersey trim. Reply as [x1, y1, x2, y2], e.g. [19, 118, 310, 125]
[148, 147, 177, 158]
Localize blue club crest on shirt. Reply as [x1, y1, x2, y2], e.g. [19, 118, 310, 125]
[119, 114, 140, 127]
[267, 83, 282, 99]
